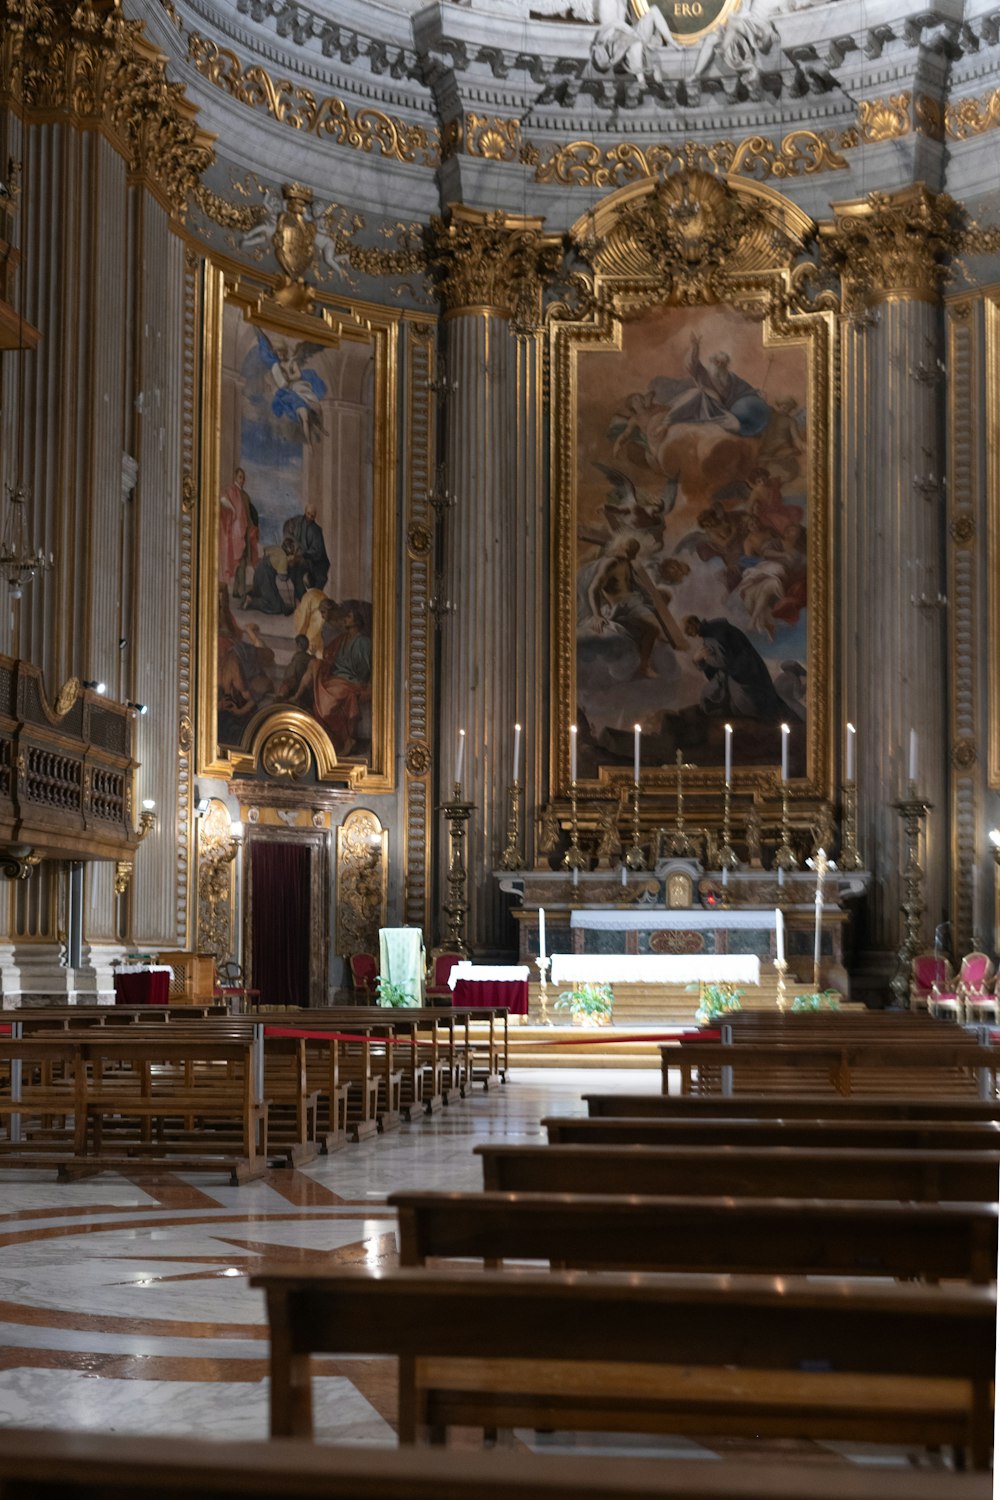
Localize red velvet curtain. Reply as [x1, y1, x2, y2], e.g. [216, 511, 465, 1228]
[250, 840, 311, 1006]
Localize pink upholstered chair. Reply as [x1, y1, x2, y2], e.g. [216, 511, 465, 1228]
[425, 949, 463, 1004]
[348, 952, 379, 1005]
[910, 952, 953, 1015]
[957, 951, 997, 1025]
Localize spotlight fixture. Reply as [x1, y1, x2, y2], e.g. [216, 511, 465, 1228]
[82, 679, 106, 694]
[126, 701, 147, 715]
[118, 638, 127, 650]
[195, 798, 210, 817]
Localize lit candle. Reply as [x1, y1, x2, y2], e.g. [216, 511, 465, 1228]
[621, 862, 627, 887]
[570, 724, 578, 783]
[908, 728, 918, 785]
[454, 728, 466, 792]
[775, 908, 785, 965]
[538, 907, 546, 961]
[813, 856, 824, 977]
[633, 723, 641, 783]
[846, 722, 855, 782]
[780, 723, 790, 782]
[513, 722, 522, 783]
[972, 860, 979, 923]
[721, 865, 729, 888]
[724, 723, 732, 785]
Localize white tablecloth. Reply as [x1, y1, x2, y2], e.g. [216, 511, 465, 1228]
[449, 963, 530, 988]
[116, 964, 174, 975]
[548, 954, 760, 985]
[569, 909, 778, 931]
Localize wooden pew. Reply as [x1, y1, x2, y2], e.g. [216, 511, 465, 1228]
[475, 1142, 1000, 1200]
[390, 1187, 999, 1283]
[667, 1039, 998, 1098]
[251, 1264, 995, 1467]
[0, 1428, 988, 1500]
[585, 1091, 1000, 1121]
[542, 1115, 1000, 1152]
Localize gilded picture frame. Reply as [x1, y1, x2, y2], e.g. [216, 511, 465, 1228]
[196, 265, 397, 789]
[550, 173, 834, 799]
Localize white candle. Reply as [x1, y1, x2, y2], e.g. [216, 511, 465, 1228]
[775, 908, 785, 964]
[846, 722, 855, 782]
[633, 723, 641, 783]
[621, 862, 628, 887]
[538, 907, 546, 961]
[778, 865, 785, 888]
[721, 865, 729, 888]
[908, 728, 918, 785]
[454, 728, 465, 792]
[724, 723, 732, 785]
[814, 870, 824, 975]
[570, 724, 578, 783]
[780, 723, 790, 782]
[513, 722, 522, 783]
[972, 861, 979, 923]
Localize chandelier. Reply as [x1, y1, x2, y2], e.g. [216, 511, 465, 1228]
[0, 483, 50, 599]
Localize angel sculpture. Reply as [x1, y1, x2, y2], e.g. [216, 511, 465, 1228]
[254, 328, 327, 443]
[238, 182, 356, 310]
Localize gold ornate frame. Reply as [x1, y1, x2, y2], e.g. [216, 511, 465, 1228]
[549, 172, 834, 799]
[196, 263, 398, 790]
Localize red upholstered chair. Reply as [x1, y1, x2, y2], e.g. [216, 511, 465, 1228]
[425, 949, 463, 1004]
[910, 952, 954, 1015]
[349, 952, 378, 1005]
[957, 951, 997, 1025]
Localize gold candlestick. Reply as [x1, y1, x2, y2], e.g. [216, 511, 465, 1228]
[563, 779, 587, 871]
[773, 785, 798, 872]
[666, 750, 698, 858]
[890, 781, 931, 1009]
[441, 785, 474, 956]
[719, 780, 739, 872]
[499, 780, 523, 870]
[774, 956, 788, 1012]
[536, 955, 551, 1026]
[625, 779, 645, 869]
[839, 779, 863, 870]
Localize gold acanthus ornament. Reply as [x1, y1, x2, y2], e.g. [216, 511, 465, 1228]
[261, 729, 311, 780]
[819, 184, 967, 308]
[428, 205, 563, 326]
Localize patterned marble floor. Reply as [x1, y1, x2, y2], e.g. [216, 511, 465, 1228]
[0, 1068, 959, 1470]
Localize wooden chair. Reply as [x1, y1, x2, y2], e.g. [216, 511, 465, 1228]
[958, 952, 998, 1025]
[910, 951, 954, 1015]
[425, 950, 463, 1004]
[348, 953, 378, 1004]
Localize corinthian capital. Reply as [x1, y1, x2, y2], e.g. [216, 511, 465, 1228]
[819, 184, 966, 310]
[428, 205, 563, 326]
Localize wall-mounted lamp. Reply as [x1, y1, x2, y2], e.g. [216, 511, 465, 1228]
[195, 797, 210, 817]
[115, 798, 159, 895]
[82, 679, 106, 694]
[137, 798, 157, 841]
[126, 701, 147, 715]
[989, 828, 1000, 861]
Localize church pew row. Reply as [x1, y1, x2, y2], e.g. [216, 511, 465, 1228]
[665, 1039, 999, 1097]
[251, 1264, 996, 1468]
[0, 1429, 987, 1500]
[542, 1114, 1000, 1152]
[585, 1090, 1000, 1120]
[389, 1187, 999, 1283]
[475, 1142, 1000, 1200]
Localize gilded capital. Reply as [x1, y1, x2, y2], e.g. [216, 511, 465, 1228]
[819, 184, 965, 309]
[428, 205, 563, 326]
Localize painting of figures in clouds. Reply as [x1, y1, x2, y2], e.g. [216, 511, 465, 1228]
[574, 302, 810, 781]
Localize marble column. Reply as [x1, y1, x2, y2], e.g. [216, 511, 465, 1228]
[432, 208, 555, 956]
[824, 187, 955, 988]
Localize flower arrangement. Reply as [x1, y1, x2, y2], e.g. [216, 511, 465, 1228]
[694, 982, 744, 1026]
[790, 991, 841, 1012]
[555, 982, 614, 1025]
[376, 977, 418, 1008]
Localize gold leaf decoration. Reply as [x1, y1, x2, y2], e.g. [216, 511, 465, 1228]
[856, 92, 911, 142]
[531, 130, 849, 189]
[261, 729, 312, 781]
[945, 88, 1000, 140]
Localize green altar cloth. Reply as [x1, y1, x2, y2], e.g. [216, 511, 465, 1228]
[378, 927, 425, 1006]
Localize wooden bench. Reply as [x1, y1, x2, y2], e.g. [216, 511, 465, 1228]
[668, 1040, 998, 1098]
[475, 1142, 1000, 1200]
[586, 1091, 1000, 1120]
[251, 1265, 995, 1467]
[542, 1114, 1000, 1152]
[0, 1428, 987, 1500]
[389, 1187, 999, 1283]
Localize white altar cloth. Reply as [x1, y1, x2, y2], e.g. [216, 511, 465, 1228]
[549, 954, 760, 986]
[569, 909, 777, 931]
[115, 964, 174, 975]
[449, 962, 530, 987]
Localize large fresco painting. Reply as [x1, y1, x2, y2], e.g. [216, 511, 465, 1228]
[201, 286, 395, 783]
[574, 302, 810, 781]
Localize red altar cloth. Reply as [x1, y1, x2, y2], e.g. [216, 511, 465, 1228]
[451, 977, 528, 1015]
[114, 970, 170, 1006]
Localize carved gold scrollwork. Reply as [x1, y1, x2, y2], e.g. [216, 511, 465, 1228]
[856, 92, 912, 143]
[114, 859, 133, 896]
[819, 185, 966, 310]
[951, 514, 976, 545]
[53, 676, 81, 719]
[428, 205, 563, 327]
[0, 846, 40, 880]
[261, 729, 312, 780]
[181, 473, 196, 514]
[335, 809, 387, 958]
[952, 739, 978, 771]
[945, 88, 1000, 140]
[405, 740, 431, 777]
[407, 524, 432, 556]
[532, 131, 849, 190]
[196, 798, 241, 960]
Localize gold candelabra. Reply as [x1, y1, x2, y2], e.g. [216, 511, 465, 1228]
[839, 779, 863, 870]
[499, 780, 523, 870]
[773, 784, 798, 873]
[666, 750, 698, 858]
[441, 785, 474, 957]
[719, 780, 739, 873]
[563, 779, 587, 871]
[625, 779, 645, 869]
[889, 781, 931, 1009]
[535, 954, 551, 1026]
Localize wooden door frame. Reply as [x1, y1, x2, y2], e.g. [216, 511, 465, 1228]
[243, 825, 330, 1008]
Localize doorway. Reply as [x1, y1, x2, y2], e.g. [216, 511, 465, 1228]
[246, 827, 329, 1007]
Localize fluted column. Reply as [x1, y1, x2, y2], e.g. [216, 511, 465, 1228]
[824, 187, 956, 974]
[430, 207, 557, 955]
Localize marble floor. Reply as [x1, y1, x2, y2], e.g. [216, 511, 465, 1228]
[0, 1068, 965, 1470]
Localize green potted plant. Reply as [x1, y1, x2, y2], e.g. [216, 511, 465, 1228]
[376, 977, 418, 1008]
[790, 991, 841, 1012]
[554, 982, 614, 1026]
[694, 983, 744, 1026]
